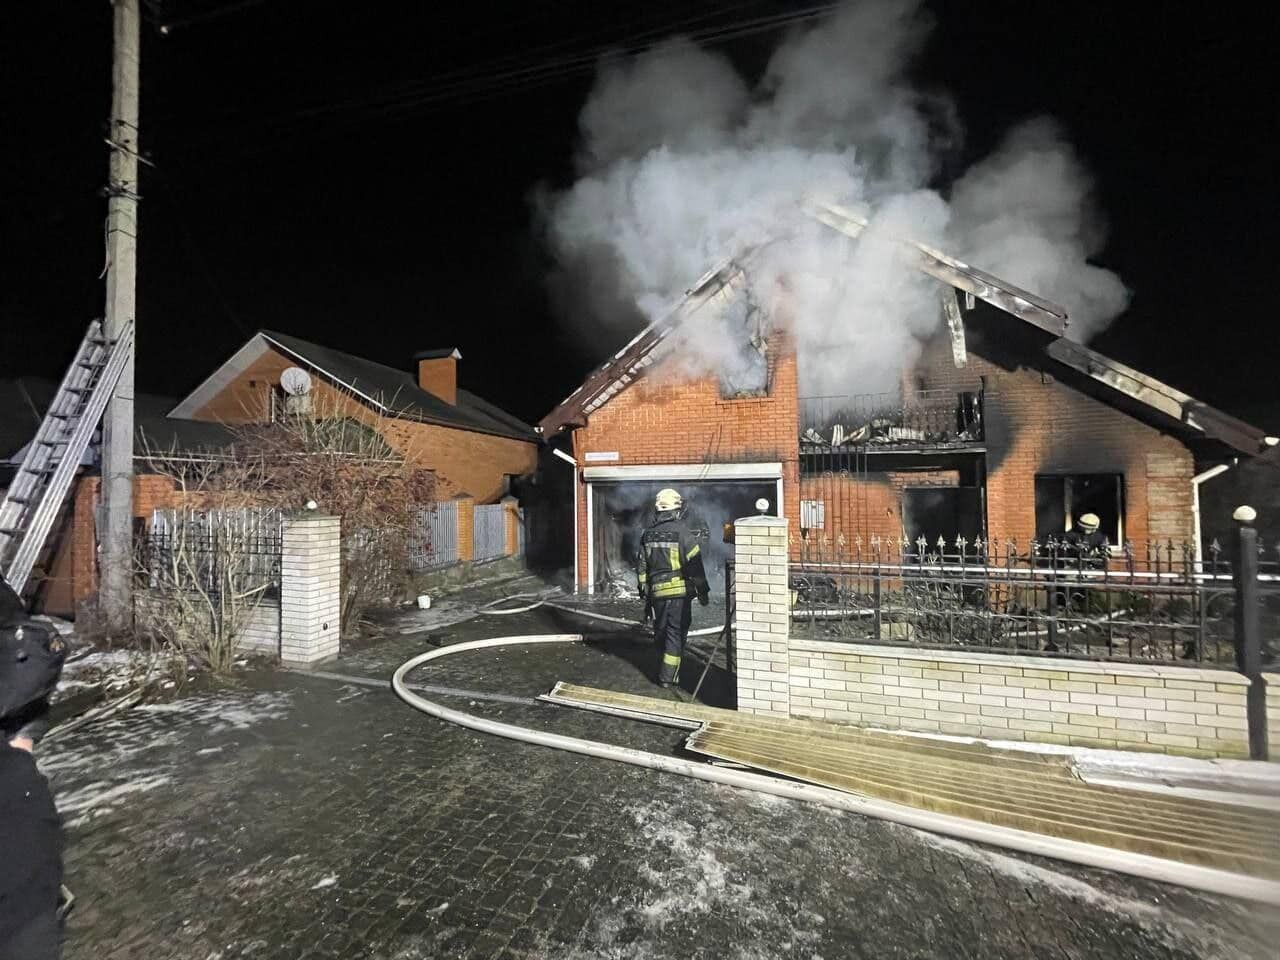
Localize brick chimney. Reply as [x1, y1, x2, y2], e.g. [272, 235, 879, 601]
[415, 348, 461, 405]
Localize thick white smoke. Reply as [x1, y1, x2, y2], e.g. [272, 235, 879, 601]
[541, 0, 1127, 395]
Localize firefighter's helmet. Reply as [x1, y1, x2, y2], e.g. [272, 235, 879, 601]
[1078, 513, 1101, 533]
[655, 488, 683, 512]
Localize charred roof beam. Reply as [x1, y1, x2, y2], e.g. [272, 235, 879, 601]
[805, 201, 1069, 337]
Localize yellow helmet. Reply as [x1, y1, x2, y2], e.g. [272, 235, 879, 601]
[655, 488, 683, 512]
[1078, 513, 1100, 533]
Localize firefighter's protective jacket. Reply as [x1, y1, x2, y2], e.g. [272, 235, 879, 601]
[637, 510, 709, 601]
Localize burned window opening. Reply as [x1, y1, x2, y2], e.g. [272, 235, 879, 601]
[901, 486, 984, 548]
[1034, 474, 1124, 544]
[718, 288, 769, 399]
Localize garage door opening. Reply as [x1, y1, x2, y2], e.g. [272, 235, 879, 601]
[590, 479, 779, 595]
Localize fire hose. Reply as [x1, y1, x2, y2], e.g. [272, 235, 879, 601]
[478, 593, 729, 698]
[391, 633, 1280, 906]
[477, 593, 723, 636]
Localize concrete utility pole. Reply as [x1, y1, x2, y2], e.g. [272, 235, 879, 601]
[100, 0, 141, 629]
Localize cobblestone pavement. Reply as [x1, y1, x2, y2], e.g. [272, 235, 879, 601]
[40, 586, 1280, 959]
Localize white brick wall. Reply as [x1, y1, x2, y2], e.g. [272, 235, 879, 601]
[134, 590, 279, 658]
[238, 599, 281, 655]
[788, 640, 1257, 759]
[280, 514, 342, 667]
[729, 515, 1263, 760]
[734, 515, 790, 717]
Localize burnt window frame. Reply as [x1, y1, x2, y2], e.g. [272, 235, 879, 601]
[716, 286, 771, 400]
[1033, 473, 1125, 546]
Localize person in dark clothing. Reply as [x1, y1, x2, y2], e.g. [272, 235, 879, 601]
[1, 575, 68, 960]
[1061, 512, 1109, 565]
[637, 488, 710, 688]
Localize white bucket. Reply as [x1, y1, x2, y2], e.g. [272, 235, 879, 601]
[416, 594, 432, 610]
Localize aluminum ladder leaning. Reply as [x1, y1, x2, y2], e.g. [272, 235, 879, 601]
[0, 319, 135, 595]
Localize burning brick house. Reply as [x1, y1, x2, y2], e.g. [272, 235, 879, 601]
[539, 205, 1272, 593]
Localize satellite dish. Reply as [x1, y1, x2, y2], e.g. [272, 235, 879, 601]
[280, 367, 312, 396]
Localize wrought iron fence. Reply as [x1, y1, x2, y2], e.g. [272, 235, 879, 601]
[142, 507, 283, 600]
[792, 533, 1280, 668]
[473, 503, 506, 562]
[410, 501, 458, 570]
[800, 388, 984, 450]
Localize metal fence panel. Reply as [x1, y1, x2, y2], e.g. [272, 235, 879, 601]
[410, 501, 458, 570]
[144, 507, 283, 598]
[791, 534, 1280, 670]
[473, 504, 506, 562]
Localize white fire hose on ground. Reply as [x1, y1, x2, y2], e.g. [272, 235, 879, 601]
[478, 593, 729, 698]
[477, 593, 723, 637]
[391, 633, 1280, 905]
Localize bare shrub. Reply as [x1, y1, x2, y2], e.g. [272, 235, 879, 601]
[133, 455, 279, 672]
[139, 390, 436, 645]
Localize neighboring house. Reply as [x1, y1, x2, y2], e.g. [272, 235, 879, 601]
[3, 331, 537, 615]
[169, 330, 538, 503]
[539, 223, 1271, 594]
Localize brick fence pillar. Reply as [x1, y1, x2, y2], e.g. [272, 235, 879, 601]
[733, 515, 790, 717]
[71, 476, 101, 610]
[280, 513, 341, 667]
[501, 495, 520, 557]
[456, 497, 475, 564]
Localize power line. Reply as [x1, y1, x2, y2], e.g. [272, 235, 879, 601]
[152, 0, 276, 34]
[178, 3, 839, 163]
[166, 1, 765, 133]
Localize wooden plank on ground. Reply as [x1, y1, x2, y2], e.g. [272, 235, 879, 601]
[545, 682, 1280, 881]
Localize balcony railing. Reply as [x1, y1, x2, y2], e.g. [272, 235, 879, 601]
[800, 389, 984, 450]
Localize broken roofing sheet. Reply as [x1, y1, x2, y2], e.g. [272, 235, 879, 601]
[541, 682, 1280, 885]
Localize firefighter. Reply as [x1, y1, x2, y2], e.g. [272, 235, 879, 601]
[637, 488, 709, 688]
[1063, 513, 1108, 556]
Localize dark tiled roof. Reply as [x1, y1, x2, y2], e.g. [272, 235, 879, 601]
[260, 331, 536, 442]
[0, 377, 56, 459]
[133, 393, 236, 454]
[0, 378, 235, 461]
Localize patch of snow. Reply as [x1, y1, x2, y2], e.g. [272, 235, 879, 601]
[310, 875, 338, 890]
[136, 694, 292, 734]
[54, 649, 158, 703]
[30, 614, 75, 636]
[58, 773, 173, 827]
[39, 690, 292, 790]
[572, 855, 596, 871]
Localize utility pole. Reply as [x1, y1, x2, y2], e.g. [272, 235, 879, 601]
[100, 0, 141, 630]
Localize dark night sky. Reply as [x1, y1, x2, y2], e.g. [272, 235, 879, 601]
[1, 1, 1276, 427]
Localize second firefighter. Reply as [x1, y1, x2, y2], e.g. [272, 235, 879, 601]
[637, 488, 709, 688]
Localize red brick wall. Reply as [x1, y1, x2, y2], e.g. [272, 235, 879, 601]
[379, 419, 536, 504]
[900, 334, 1195, 545]
[799, 469, 960, 548]
[37, 473, 181, 616]
[570, 336, 800, 586]
[909, 336, 1194, 545]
